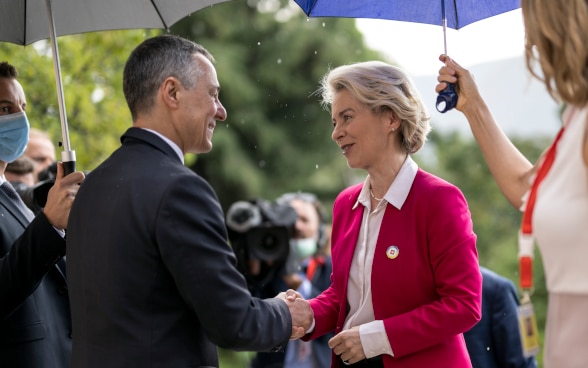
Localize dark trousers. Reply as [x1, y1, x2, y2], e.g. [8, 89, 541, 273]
[336, 355, 384, 368]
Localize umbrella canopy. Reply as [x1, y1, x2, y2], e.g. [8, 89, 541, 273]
[0, 0, 233, 174]
[293, 0, 520, 112]
[293, 0, 520, 30]
[0, 0, 232, 46]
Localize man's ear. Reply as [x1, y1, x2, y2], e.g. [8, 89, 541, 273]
[161, 77, 181, 109]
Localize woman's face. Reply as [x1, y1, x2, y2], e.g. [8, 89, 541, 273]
[330, 89, 393, 170]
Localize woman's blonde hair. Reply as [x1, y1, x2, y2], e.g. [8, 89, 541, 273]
[522, 0, 588, 105]
[318, 61, 431, 154]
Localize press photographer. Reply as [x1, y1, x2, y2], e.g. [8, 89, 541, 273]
[227, 193, 333, 368]
[226, 198, 298, 291]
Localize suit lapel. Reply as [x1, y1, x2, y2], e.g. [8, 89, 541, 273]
[0, 190, 31, 228]
[0, 189, 67, 282]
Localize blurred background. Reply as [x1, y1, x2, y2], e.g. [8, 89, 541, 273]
[0, 1, 556, 366]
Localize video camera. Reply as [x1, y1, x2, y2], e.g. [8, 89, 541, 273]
[12, 162, 57, 214]
[226, 198, 298, 290]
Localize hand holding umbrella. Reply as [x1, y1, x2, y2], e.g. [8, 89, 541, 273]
[294, 0, 520, 113]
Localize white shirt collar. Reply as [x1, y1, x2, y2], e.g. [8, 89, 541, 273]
[141, 128, 184, 164]
[353, 156, 418, 210]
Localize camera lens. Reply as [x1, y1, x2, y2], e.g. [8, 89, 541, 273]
[260, 233, 278, 250]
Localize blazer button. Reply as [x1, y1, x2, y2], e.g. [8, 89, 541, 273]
[58, 286, 68, 295]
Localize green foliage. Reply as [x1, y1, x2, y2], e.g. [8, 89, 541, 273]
[0, 29, 160, 171]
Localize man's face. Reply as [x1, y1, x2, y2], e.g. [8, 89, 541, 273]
[24, 135, 56, 181]
[175, 54, 227, 154]
[0, 77, 26, 116]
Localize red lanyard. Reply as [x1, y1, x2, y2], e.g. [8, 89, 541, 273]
[306, 256, 325, 280]
[519, 126, 566, 290]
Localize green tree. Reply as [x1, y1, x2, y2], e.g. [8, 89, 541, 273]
[0, 29, 159, 170]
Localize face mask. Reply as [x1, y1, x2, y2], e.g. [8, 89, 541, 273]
[293, 238, 318, 260]
[0, 111, 29, 163]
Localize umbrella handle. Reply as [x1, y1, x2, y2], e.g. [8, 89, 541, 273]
[435, 83, 458, 113]
[62, 161, 76, 176]
[61, 150, 76, 176]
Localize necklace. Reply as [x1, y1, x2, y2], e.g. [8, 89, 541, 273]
[369, 186, 383, 201]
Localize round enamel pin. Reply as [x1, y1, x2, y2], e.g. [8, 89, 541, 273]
[386, 246, 399, 259]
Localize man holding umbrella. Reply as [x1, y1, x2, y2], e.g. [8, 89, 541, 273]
[0, 61, 86, 367]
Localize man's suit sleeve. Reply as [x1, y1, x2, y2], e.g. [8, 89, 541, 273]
[155, 175, 291, 352]
[0, 212, 65, 320]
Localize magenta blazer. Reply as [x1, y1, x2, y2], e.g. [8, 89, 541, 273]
[307, 169, 482, 368]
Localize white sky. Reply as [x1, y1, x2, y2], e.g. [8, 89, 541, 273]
[356, 9, 525, 76]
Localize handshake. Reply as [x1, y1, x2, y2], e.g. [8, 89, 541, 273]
[276, 289, 314, 340]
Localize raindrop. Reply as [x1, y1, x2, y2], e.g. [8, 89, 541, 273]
[277, 58, 282, 64]
[314, 51, 318, 55]
[322, 22, 326, 27]
[315, 164, 319, 169]
[257, 41, 261, 46]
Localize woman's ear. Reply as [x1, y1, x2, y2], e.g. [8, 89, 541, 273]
[386, 111, 400, 132]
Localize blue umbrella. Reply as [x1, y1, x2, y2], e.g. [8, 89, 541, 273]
[293, 0, 520, 112]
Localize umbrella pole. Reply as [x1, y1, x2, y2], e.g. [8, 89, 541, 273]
[441, 0, 447, 55]
[44, 0, 76, 175]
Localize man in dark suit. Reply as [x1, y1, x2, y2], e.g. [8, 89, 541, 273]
[464, 267, 537, 368]
[0, 61, 86, 367]
[66, 35, 313, 368]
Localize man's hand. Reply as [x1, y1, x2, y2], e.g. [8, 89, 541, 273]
[43, 162, 85, 230]
[276, 289, 313, 340]
[328, 326, 365, 365]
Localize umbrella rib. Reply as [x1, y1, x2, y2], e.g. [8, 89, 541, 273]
[150, 0, 169, 30]
[452, 0, 459, 29]
[23, 0, 28, 43]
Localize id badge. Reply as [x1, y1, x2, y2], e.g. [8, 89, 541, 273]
[517, 301, 540, 357]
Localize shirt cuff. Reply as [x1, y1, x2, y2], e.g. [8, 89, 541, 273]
[53, 226, 66, 238]
[306, 318, 316, 334]
[359, 320, 394, 358]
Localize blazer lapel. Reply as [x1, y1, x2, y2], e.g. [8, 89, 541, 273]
[0, 190, 31, 228]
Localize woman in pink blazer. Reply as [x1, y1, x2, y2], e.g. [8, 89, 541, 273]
[304, 61, 482, 368]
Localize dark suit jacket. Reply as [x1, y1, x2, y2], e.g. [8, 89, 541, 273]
[67, 128, 292, 368]
[0, 184, 71, 367]
[464, 267, 537, 368]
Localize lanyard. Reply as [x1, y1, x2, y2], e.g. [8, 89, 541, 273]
[519, 125, 566, 292]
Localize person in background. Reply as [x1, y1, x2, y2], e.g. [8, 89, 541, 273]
[299, 61, 481, 368]
[5, 155, 35, 188]
[24, 128, 56, 183]
[251, 192, 334, 368]
[464, 267, 537, 368]
[436, 1, 588, 366]
[66, 35, 313, 368]
[0, 61, 85, 367]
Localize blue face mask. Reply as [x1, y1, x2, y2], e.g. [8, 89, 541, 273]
[0, 111, 30, 163]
